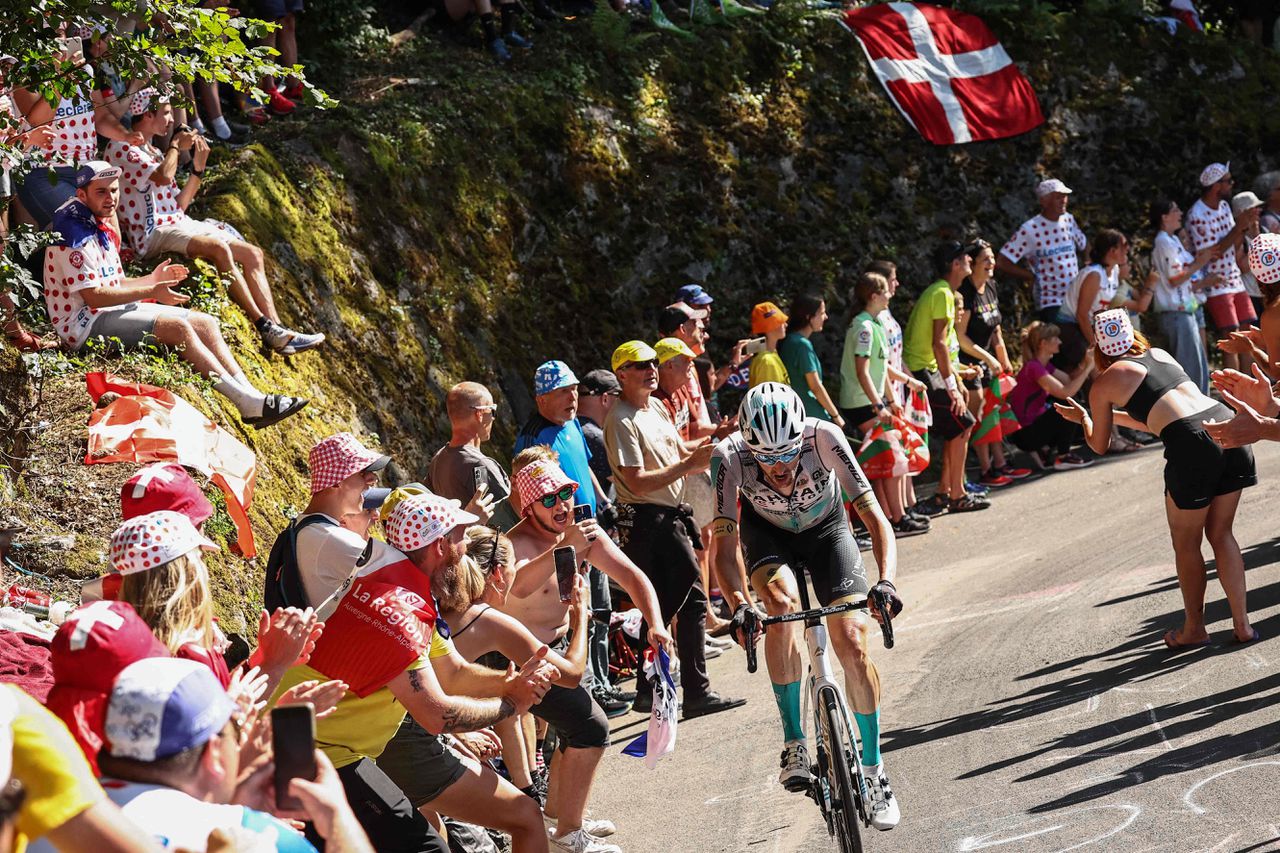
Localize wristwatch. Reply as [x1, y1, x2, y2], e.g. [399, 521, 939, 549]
[191, 167, 205, 177]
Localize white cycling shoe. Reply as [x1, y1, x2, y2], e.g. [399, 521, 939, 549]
[779, 742, 815, 792]
[863, 765, 900, 831]
[549, 828, 622, 853]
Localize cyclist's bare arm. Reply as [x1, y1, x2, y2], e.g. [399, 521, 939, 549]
[815, 423, 897, 586]
[712, 518, 750, 608]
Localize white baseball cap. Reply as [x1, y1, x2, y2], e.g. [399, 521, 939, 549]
[1036, 178, 1073, 198]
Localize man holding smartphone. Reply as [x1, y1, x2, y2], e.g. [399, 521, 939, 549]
[605, 341, 746, 720]
[504, 451, 672, 852]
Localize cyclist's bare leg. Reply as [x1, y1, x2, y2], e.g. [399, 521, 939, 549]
[826, 600, 880, 715]
[751, 563, 804, 683]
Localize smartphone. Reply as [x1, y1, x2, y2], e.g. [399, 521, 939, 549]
[742, 337, 767, 356]
[271, 704, 317, 811]
[59, 36, 83, 57]
[573, 504, 592, 523]
[473, 466, 486, 494]
[554, 546, 577, 602]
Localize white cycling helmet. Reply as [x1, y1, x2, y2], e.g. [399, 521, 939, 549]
[739, 382, 806, 455]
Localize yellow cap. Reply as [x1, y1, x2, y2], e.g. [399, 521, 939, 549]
[654, 337, 696, 365]
[610, 340, 660, 372]
[379, 483, 432, 522]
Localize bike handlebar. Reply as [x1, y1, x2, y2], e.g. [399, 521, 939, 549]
[743, 590, 895, 674]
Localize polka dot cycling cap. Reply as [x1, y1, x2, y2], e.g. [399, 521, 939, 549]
[385, 493, 479, 553]
[1199, 162, 1230, 187]
[129, 87, 167, 115]
[1093, 309, 1135, 358]
[109, 510, 218, 575]
[1248, 232, 1280, 285]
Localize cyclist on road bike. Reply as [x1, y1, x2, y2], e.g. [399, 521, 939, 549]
[714, 382, 903, 831]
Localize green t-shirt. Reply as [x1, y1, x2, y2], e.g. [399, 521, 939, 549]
[903, 280, 959, 373]
[777, 333, 829, 420]
[748, 351, 790, 388]
[839, 311, 888, 409]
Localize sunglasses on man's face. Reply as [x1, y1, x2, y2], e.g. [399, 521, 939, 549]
[540, 485, 576, 508]
[624, 360, 658, 371]
[753, 446, 802, 466]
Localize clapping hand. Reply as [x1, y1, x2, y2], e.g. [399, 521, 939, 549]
[1054, 398, 1088, 424]
[1211, 364, 1280, 417]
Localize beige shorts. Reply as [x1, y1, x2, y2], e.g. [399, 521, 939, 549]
[142, 218, 244, 258]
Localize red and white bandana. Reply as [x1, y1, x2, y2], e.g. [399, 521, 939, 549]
[384, 493, 478, 552]
[109, 510, 218, 575]
[512, 459, 578, 515]
[308, 432, 388, 494]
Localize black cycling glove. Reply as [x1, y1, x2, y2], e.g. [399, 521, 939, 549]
[729, 603, 759, 647]
[869, 579, 903, 618]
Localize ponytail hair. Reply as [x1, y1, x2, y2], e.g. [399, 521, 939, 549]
[1019, 321, 1061, 363]
[1089, 229, 1127, 266]
[850, 272, 889, 317]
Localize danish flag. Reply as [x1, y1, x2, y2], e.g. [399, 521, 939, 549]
[843, 3, 1044, 145]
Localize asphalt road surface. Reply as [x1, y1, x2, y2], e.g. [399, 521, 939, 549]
[591, 441, 1280, 853]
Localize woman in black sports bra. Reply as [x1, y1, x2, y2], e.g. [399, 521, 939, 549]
[1056, 309, 1258, 649]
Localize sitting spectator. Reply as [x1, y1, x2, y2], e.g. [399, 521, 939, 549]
[42, 164, 307, 428]
[572, 369, 631, 715]
[778, 294, 844, 428]
[45, 601, 170, 776]
[271, 493, 556, 853]
[109, 510, 322, 698]
[4, 682, 162, 852]
[504, 451, 673, 851]
[98, 657, 368, 851]
[1148, 200, 1215, 393]
[1006, 322, 1093, 470]
[747, 302, 789, 388]
[515, 361, 609, 520]
[606, 341, 744, 717]
[105, 89, 324, 356]
[10, 39, 144, 228]
[429, 381, 518, 531]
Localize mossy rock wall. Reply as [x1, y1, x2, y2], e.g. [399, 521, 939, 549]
[6, 4, 1280, 630]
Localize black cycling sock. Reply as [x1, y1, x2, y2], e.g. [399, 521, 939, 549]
[253, 315, 271, 332]
[481, 12, 499, 41]
[500, 3, 519, 33]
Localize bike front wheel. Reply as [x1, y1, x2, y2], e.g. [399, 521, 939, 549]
[817, 686, 865, 853]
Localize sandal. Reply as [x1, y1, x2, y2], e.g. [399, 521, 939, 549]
[1163, 629, 1211, 650]
[948, 494, 990, 513]
[244, 394, 309, 430]
[1229, 628, 1260, 645]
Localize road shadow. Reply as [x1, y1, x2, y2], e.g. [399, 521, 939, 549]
[1092, 536, 1280, 611]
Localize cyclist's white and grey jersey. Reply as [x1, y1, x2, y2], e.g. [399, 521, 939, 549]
[712, 419, 873, 533]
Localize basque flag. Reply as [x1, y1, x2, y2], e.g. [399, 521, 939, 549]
[842, 2, 1044, 145]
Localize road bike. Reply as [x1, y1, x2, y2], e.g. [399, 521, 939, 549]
[744, 567, 895, 853]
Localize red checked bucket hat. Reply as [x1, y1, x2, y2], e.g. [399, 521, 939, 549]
[309, 432, 390, 494]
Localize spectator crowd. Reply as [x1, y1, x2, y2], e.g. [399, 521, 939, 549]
[6, 8, 1280, 853]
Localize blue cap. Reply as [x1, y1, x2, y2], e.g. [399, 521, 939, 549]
[104, 658, 234, 761]
[675, 284, 713, 306]
[534, 360, 579, 396]
[362, 486, 393, 511]
[73, 161, 121, 188]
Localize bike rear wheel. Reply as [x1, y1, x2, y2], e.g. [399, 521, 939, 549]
[817, 686, 864, 853]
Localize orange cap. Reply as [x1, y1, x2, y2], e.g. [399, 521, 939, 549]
[751, 302, 788, 334]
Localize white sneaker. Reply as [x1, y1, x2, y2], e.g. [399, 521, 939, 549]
[550, 828, 622, 853]
[779, 742, 815, 792]
[545, 816, 617, 839]
[705, 635, 734, 651]
[702, 642, 722, 659]
[582, 817, 616, 837]
[864, 767, 900, 831]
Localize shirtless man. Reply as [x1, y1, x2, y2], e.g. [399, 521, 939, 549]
[503, 447, 671, 853]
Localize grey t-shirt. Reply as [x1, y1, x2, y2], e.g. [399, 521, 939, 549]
[428, 443, 519, 531]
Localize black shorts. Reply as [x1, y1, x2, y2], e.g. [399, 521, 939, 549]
[474, 639, 609, 751]
[316, 757, 447, 853]
[913, 369, 976, 441]
[376, 717, 469, 808]
[1160, 403, 1257, 510]
[839, 404, 879, 432]
[738, 501, 869, 606]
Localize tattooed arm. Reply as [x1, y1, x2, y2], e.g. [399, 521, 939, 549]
[388, 648, 555, 735]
